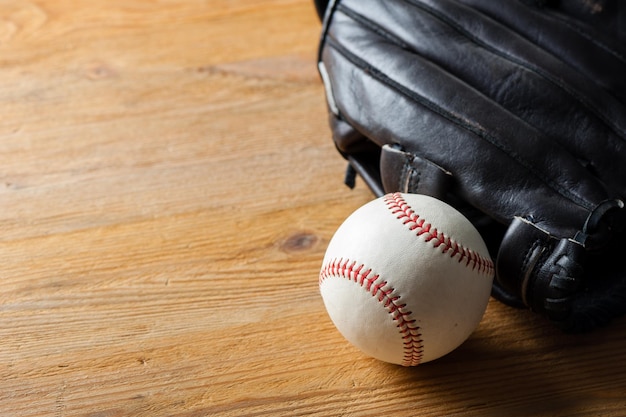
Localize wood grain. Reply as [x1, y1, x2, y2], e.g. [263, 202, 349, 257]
[1, 1, 625, 416]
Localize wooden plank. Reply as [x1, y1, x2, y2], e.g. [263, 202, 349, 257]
[0, 1, 625, 416]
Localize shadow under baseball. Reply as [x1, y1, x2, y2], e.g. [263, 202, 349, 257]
[395, 303, 626, 416]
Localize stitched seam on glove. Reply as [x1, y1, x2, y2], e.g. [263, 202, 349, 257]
[335, 0, 626, 142]
[325, 34, 594, 211]
[514, 0, 626, 64]
[546, 13, 626, 63]
[336, 3, 410, 50]
[401, 0, 626, 141]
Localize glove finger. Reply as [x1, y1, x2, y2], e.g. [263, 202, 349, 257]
[458, 0, 626, 103]
[321, 2, 609, 238]
[331, 0, 626, 197]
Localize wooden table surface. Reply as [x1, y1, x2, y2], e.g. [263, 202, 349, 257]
[1, 1, 625, 416]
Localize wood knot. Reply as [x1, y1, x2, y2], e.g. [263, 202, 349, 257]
[280, 232, 319, 253]
[86, 62, 118, 80]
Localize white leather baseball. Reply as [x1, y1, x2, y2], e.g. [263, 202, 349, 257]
[319, 193, 494, 366]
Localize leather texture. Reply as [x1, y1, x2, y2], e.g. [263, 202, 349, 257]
[316, 0, 626, 332]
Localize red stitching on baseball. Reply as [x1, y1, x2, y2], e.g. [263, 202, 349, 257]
[319, 257, 423, 366]
[384, 193, 495, 276]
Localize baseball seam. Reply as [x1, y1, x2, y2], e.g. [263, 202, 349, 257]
[319, 258, 423, 366]
[385, 193, 495, 276]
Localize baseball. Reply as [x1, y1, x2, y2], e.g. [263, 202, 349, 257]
[319, 192, 494, 366]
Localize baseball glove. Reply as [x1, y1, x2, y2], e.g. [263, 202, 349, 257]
[315, 0, 626, 332]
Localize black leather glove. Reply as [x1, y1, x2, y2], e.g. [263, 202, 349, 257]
[314, 0, 330, 19]
[316, 0, 626, 332]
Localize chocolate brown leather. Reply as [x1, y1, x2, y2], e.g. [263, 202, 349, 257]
[316, 0, 626, 332]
